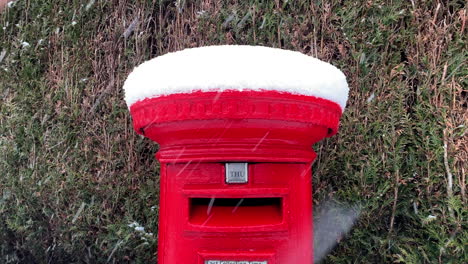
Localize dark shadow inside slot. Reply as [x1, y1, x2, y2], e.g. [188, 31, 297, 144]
[189, 197, 283, 227]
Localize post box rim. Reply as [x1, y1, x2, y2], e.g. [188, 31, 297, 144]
[129, 90, 342, 136]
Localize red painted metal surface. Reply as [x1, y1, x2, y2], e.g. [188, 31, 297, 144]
[129, 90, 342, 264]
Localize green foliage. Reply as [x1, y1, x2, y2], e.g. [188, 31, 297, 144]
[1, 0, 466, 263]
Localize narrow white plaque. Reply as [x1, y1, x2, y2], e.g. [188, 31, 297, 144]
[205, 261, 267, 264]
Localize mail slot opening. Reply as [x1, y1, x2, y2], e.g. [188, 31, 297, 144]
[189, 197, 283, 227]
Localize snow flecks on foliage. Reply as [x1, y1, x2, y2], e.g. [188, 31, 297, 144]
[7, 1, 16, 8]
[426, 215, 437, 221]
[196, 10, 207, 18]
[128, 221, 154, 239]
[85, 0, 95, 11]
[21, 41, 30, 48]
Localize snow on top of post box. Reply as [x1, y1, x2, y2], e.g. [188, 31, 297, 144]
[124, 45, 349, 110]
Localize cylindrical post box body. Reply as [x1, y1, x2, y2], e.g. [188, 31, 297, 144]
[124, 45, 348, 264]
[129, 91, 343, 264]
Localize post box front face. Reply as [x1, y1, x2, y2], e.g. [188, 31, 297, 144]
[159, 162, 313, 263]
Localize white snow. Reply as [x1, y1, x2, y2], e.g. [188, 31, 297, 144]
[128, 221, 145, 232]
[427, 215, 437, 220]
[85, 0, 95, 11]
[124, 45, 349, 110]
[128, 221, 153, 238]
[7, 1, 16, 8]
[196, 10, 207, 18]
[21, 41, 30, 48]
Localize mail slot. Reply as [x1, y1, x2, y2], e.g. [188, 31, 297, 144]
[124, 46, 348, 263]
[189, 197, 283, 227]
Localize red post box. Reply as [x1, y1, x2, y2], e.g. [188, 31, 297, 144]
[124, 46, 348, 264]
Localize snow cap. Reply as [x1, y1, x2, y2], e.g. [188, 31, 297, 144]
[124, 45, 349, 110]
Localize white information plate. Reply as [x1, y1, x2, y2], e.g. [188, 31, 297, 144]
[205, 261, 267, 264]
[225, 163, 248, 184]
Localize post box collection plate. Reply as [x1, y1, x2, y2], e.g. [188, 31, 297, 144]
[225, 163, 248, 184]
[199, 250, 275, 264]
[205, 261, 267, 264]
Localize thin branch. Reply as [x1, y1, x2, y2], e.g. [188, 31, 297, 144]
[443, 129, 455, 218]
[389, 169, 399, 234]
[89, 77, 115, 116]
